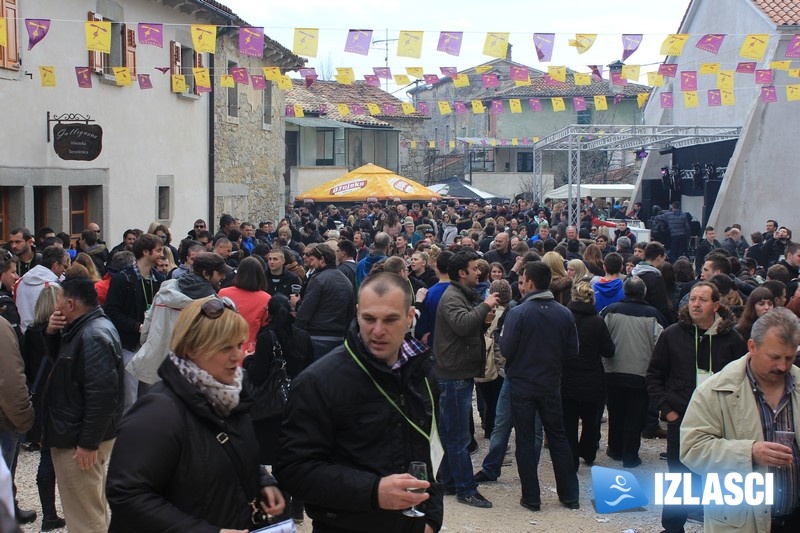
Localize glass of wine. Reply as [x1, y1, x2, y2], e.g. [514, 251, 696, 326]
[402, 461, 428, 518]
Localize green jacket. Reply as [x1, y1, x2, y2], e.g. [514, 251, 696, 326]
[433, 282, 490, 380]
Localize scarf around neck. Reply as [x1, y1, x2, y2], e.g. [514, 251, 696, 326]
[169, 353, 242, 418]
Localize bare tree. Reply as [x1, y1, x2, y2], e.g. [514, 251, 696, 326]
[317, 52, 335, 81]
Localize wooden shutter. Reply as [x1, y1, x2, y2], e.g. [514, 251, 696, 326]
[170, 40, 181, 92]
[192, 51, 203, 95]
[88, 12, 103, 74]
[1, 0, 19, 70]
[122, 24, 136, 76]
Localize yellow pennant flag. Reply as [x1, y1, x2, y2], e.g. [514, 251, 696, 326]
[548, 66, 566, 83]
[277, 76, 293, 90]
[471, 100, 485, 114]
[429, 141, 436, 149]
[721, 90, 735, 106]
[787, 84, 800, 102]
[453, 73, 471, 88]
[86, 20, 112, 53]
[337, 104, 350, 116]
[0, 18, 6, 48]
[171, 75, 186, 93]
[646, 72, 664, 87]
[438, 101, 452, 115]
[509, 99, 522, 113]
[397, 31, 423, 58]
[293, 28, 319, 57]
[489, 139, 497, 147]
[569, 34, 597, 54]
[574, 73, 592, 86]
[410, 140, 417, 149]
[739, 34, 768, 60]
[113, 66, 132, 86]
[406, 67, 424, 78]
[551, 97, 565, 112]
[193, 67, 210, 88]
[511, 138, 519, 146]
[402, 102, 416, 115]
[683, 91, 698, 108]
[770, 60, 791, 71]
[483, 32, 510, 58]
[514, 76, 531, 86]
[660, 34, 689, 56]
[699, 63, 720, 74]
[191, 25, 216, 54]
[449, 140, 456, 149]
[263, 67, 281, 81]
[637, 93, 649, 108]
[789, 68, 800, 78]
[39, 66, 56, 87]
[367, 103, 381, 115]
[220, 75, 234, 88]
[294, 105, 305, 118]
[621, 64, 640, 81]
[336, 68, 355, 85]
[717, 70, 734, 90]
[475, 66, 493, 74]
[594, 95, 608, 111]
[533, 136, 540, 143]
[335, 75, 352, 85]
[394, 74, 411, 85]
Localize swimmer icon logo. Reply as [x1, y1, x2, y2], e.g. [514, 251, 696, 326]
[592, 466, 648, 514]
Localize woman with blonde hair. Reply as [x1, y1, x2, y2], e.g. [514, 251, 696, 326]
[542, 251, 572, 305]
[75, 252, 101, 282]
[566, 259, 590, 282]
[107, 297, 284, 531]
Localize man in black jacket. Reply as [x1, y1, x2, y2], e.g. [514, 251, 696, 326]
[43, 278, 123, 533]
[631, 242, 673, 323]
[276, 272, 444, 533]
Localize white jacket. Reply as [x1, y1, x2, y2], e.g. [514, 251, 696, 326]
[14, 265, 60, 333]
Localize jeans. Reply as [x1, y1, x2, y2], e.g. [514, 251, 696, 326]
[669, 235, 688, 262]
[662, 418, 701, 533]
[437, 379, 477, 497]
[511, 390, 579, 506]
[0, 431, 21, 501]
[606, 385, 648, 464]
[481, 379, 525, 480]
[309, 337, 342, 363]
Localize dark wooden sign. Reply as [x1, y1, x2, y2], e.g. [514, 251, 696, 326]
[53, 123, 103, 161]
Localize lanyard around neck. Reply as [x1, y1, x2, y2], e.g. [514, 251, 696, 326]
[695, 325, 713, 373]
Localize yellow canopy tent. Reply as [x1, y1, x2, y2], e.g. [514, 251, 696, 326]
[295, 164, 442, 203]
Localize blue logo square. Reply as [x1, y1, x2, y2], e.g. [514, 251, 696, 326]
[591, 465, 649, 514]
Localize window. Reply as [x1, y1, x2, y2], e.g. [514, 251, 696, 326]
[227, 61, 238, 118]
[69, 187, 89, 236]
[158, 186, 170, 220]
[170, 40, 203, 96]
[263, 82, 273, 127]
[577, 108, 592, 125]
[316, 129, 334, 165]
[517, 152, 533, 172]
[88, 12, 135, 78]
[0, 187, 9, 241]
[1, 0, 19, 70]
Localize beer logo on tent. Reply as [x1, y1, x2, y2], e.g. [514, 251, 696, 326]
[390, 178, 414, 194]
[330, 179, 367, 195]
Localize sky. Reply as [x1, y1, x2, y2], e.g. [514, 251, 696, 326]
[221, 0, 691, 97]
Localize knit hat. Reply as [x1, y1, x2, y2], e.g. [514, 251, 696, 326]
[404, 216, 415, 226]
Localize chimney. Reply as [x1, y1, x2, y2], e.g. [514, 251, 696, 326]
[506, 43, 513, 61]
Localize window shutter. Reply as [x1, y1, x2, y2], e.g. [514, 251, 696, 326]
[123, 24, 136, 76]
[170, 40, 181, 92]
[1, 0, 19, 70]
[88, 12, 103, 73]
[192, 51, 203, 95]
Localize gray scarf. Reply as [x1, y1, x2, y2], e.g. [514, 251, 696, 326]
[169, 353, 242, 417]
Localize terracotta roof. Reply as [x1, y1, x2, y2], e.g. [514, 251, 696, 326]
[286, 79, 426, 127]
[751, 0, 800, 25]
[469, 71, 651, 100]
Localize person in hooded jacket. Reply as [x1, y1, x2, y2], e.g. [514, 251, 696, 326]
[409, 251, 438, 288]
[592, 253, 625, 313]
[15, 246, 69, 334]
[356, 232, 391, 285]
[631, 242, 673, 324]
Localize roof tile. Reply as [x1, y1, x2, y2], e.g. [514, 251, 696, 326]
[751, 0, 800, 25]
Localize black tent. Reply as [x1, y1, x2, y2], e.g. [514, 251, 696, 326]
[428, 176, 509, 204]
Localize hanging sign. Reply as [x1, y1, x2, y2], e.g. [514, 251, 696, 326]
[53, 123, 103, 161]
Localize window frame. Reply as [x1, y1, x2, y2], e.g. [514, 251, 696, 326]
[227, 60, 239, 119]
[88, 11, 135, 82]
[1, 0, 20, 71]
[262, 81, 273, 129]
[69, 187, 90, 238]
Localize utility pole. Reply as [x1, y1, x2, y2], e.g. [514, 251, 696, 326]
[371, 29, 398, 93]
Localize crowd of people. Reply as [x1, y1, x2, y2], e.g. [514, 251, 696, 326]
[0, 195, 799, 533]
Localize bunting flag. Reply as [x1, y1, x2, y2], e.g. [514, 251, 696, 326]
[293, 28, 319, 57]
[622, 34, 643, 61]
[409, 141, 417, 149]
[367, 103, 381, 115]
[191, 25, 216, 53]
[406, 67, 424, 78]
[75, 67, 92, 88]
[594, 95, 608, 110]
[337, 104, 350, 116]
[740, 34, 768, 60]
[548, 66, 566, 83]
[0, 18, 5, 48]
[514, 76, 531, 86]
[350, 104, 364, 115]
[551, 97, 565, 112]
[680, 71, 697, 91]
[658, 63, 678, 77]
[285, 105, 295, 118]
[570, 33, 597, 54]
[263, 67, 281, 81]
[336, 67, 355, 84]
[544, 74, 565, 86]
[454, 101, 467, 114]
[318, 104, 328, 114]
[534, 33, 555, 62]
[509, 65, 528, 82]
[660, 34, 689, 56]
[761, 86, 778, 103]
[791, 68, 800, 78]
[475, 65, 493, 74]
[610, 71, 627, 86]
[138, 73, 153, 89]
[736, 62, 757, 73]
[660, 92, 674, 108]
[481, 73, 499, 87]
[453, 73, 470, 88]
[614, 94, 625, 105]
[382, 103, 395, 115]
[394, 74, 411, 85]
[786, 35, 800, 58]
[490, 100, 504, 114]
[251, 75, 266, 90]
[438, 101, 452, 115]
[589, 65, 604, 80]
[417, 101, 429, 115]
[422, 74, 439, 84]
[439, 66, 458, 78]
[529, 98, 542, 111]
[717, 70, 734, 90]
[472, 100, 485, 114]
[647, 72, 664, 86]
[708, 89, 721, 106]
[86, 20, 112, 53]
[429, 141, 435, 148]
[770, 60, 791, 71]
[684, 91, 698, 108]
[621, 64, 640, 81]
[695, 34, 725, 54]
[483, 32, 509, 58]
[574, 73, 591, 86]
[239, 27, 264, 57]
[573, 96, 587, 111]
[39, 66, 56, 87]
[345, 29, 372, 55]
[509, 99, 522, 113]
[397, 31, 423, 58]
[193, 67, 210, 88]
[699, 63, 720, 74]
[220, 74, 234, 88]
[277, 76, 292, 90]
[138, 23, 163, 47]
[637, 93, 649, 108]
[171, 74, 186, 93]
[374, 67, 391, 79]
[364, 74, 380, 87]
[721, 89, 735, 106]
[755, 69, 773, 84]
[26, 19, 51, 50]
[787, 84, 800, 102]
[449, 140, 456, 149]
[294, 105, 305, 117]
[113, 66, 132, 86]
[437, 31, 463, 56]
[231, 67, 249, 84]
[511, 138, 519, 146]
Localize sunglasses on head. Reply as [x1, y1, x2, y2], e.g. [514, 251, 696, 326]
[200, 296, 238, 319]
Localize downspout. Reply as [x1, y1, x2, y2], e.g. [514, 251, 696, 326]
[207, 51, 215, 228]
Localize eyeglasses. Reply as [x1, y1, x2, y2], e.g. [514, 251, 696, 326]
[200, 296, 238, 319]
[194, 224, 206, 229]
[158, 235, 168, 240]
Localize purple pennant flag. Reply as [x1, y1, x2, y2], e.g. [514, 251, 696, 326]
[417, 102, 429, 115]
[138, 23, 163, 48]
[529, 98, 542, 111]
[755, 69, 773, 84]
[239, 27, 264, 58]
[351, 104, 365, 115]
[454, 101, 467, 114]
[761, 86, 778, 103]
[613, 94, 624, 105]
[285, 105, 295, 118]
[318, 104, 328, 115]
[544, 74, 565, 86]
[299, 68, 317, 78]
[658, 63, 678, 78]
[660, 92, 674, 109]
[437, 31, 463, 56]
[197, 85, 211, 94]
[364, 75, 381, 87]
[440, 67, 458, 78]
[373, 67, 391, 79]
[137, 74, 153, 90]
[610, 71, 627, 86]
[382, 103, 395, 115]
[622, 34, 643, 61]
[345, 29, 372, 55]
[509, 66, 528, 82]
[423, 74, 440, 84]
[736, 62, 757, 73]
[26, 19, 51, 50]
[589, 65, 604, 80]
[305, 75, 318, 88]
[786, 35, 800, 58]
[573, 97, 587, 111]
[533, 33, 555, 62]
[482, 73, 499, 87]
[695, 33, 725, 54]
[522, 137, 530, 144]
[230, 67, 249, 85]
[707, 89, 721, 107]
[680, 71, 698, 91]
[251, 75, 266, 90]
[491, 100, 504, 114]
[75, 67, 92, 88]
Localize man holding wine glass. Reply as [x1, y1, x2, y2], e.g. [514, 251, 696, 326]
[275, 272, 444, 532]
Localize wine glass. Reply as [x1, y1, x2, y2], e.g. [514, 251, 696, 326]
[402, 461, 428, 518]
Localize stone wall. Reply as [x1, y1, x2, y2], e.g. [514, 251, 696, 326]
[395, 118, 429, 181]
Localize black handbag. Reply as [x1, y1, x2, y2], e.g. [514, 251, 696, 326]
[250, 330, 291, 421]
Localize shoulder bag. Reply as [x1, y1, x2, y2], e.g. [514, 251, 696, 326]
[250, 331, 291, 421]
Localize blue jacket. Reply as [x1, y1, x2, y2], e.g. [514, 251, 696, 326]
[593, 277, 624, 313]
